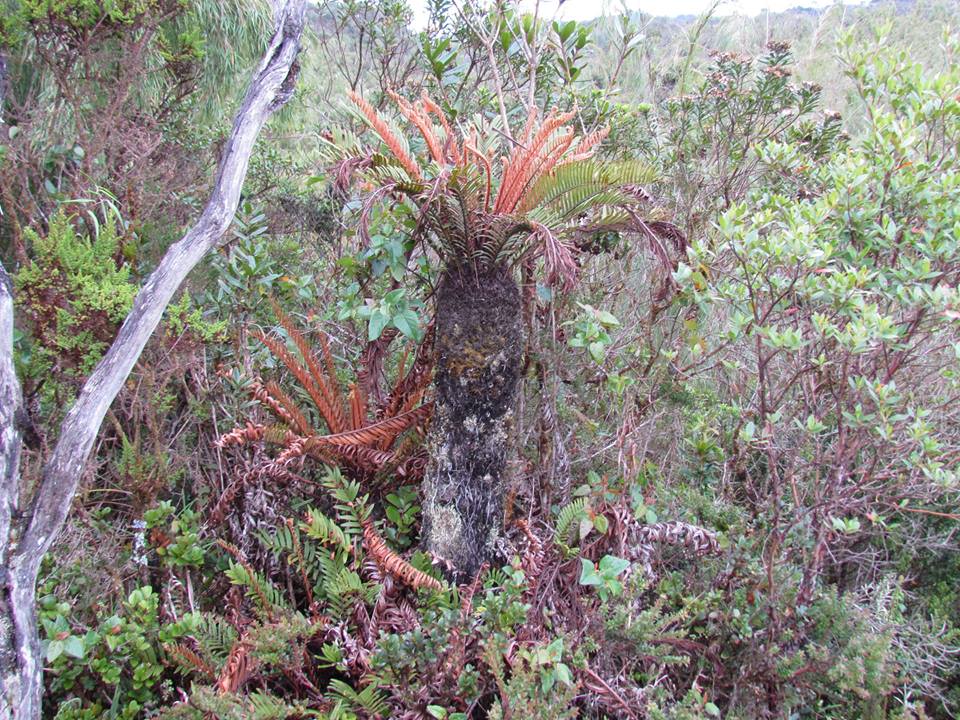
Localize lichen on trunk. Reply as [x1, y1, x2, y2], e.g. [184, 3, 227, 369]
[421, 267, 523, 582]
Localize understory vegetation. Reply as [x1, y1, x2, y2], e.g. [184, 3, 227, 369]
[1, 0, 959, 717]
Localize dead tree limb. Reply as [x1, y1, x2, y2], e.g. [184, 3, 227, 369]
[0, 2, 307, 717]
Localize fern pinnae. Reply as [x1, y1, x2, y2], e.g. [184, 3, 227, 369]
[262, 381, 311, 436]
[554, 498, 589, 549]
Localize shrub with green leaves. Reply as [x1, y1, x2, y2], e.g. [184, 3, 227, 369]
[15, 212, 136, 414]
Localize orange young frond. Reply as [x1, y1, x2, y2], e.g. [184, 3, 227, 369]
[495, 109, 577, 214]
[513, 128, 576, 214]
[349, 90, 422, 180]
[382, 324, 435, 422]
[389, 89, 445, 165]
[273, 304, 345, 425]
[256, 333, 345, 434]
[520, 104, 540, 146]
[349, 382, 367, 430]
[316, 331, 347, 428]
[363, 520, 443, 591]
[556, 125, 610, 168]
[420, 90, 460, 163]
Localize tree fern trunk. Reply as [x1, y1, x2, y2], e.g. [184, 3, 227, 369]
[421, 267, 523, 582]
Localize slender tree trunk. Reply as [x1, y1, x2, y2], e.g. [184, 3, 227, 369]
[421, 266, 523, 582]
[0, 4, 306, 717]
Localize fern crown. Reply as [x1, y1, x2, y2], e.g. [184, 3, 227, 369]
[322, 91, 660, 289]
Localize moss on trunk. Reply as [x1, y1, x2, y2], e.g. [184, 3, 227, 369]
[421, 267, 523, 582]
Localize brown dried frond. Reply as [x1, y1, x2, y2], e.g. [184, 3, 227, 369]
[349, 90, 422, 180]
[216, 638, 254, 695]
[363, 520, 443, 591]
[309, 403, 433, 448]
[217, 422, 267, 448]
[533, 222, 578, 291]
[166, 643, 216, 680]
[274, 437, 312, 465]
[208, 473, 249, 527]
[515, 518, 545, 579]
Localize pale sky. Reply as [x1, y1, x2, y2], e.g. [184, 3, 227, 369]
[411, 0, 869, 28]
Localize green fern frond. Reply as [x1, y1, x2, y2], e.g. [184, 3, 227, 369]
[193, 613, 238, 665]
[300, 508, 353, 554]
[247, 691, 294, 720]
[554, 498, 589, 552]
[326, 679, 391, 717]
[224, 561, 290, 614]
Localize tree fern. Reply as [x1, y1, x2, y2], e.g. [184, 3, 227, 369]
[325, 92, 675, 292]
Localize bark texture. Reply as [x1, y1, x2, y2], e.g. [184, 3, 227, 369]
[421, 267, 523, 582]
[0, 3, 306, 717]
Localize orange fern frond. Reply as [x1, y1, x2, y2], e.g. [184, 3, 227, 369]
[216, 638, 254, 695]
[390, 89, 445, 165]
[420, 90, 460, 163]
[217, 422, 267, 448]
[256, 333, 345, 434]
[166, 643, 216, 679]
[363, 520, 443, 591]
[270, 304, 348, 433]
[513, 128, 576, 213]
[349, 382, 367, 430]
[520, 104, 540, 146]
[317, 332, 348, 431]
[349, 90, 422, 180]
[264, 380, 312, 436]
[556, 125, 609, 168]
[495, 109, 577, 214]
[309, 403, 433, 448]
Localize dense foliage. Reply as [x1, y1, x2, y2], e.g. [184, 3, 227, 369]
[1, 0, 959, 718]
